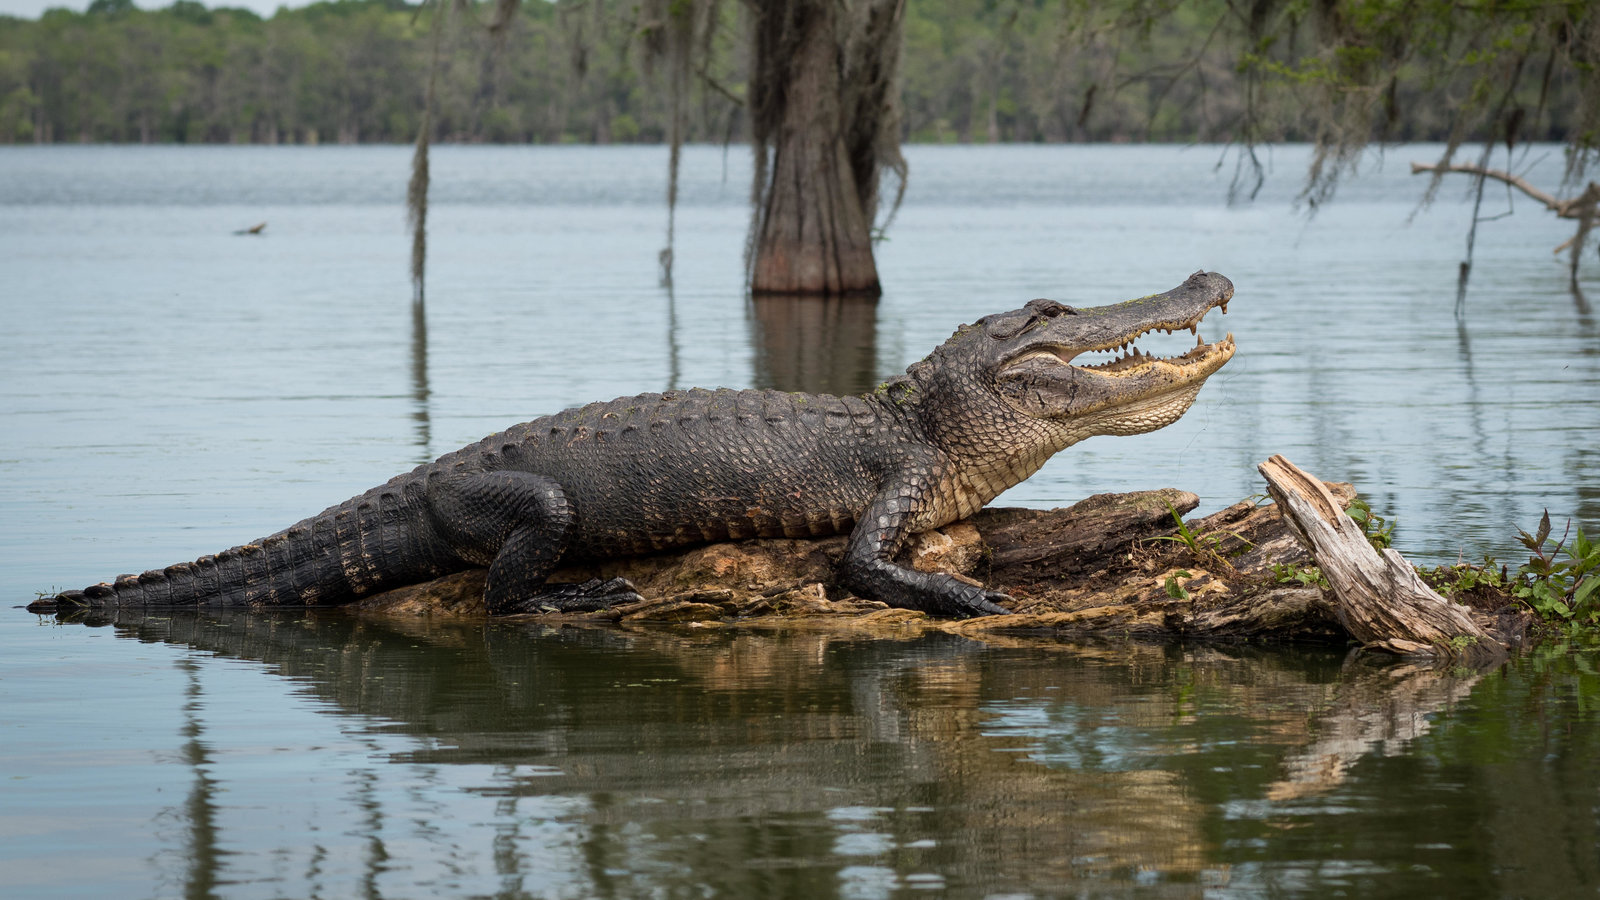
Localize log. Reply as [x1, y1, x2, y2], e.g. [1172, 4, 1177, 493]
[355, 485, 1356, 642]
[342, 458, 1528, 652]
[1257, 455, 1505, 661]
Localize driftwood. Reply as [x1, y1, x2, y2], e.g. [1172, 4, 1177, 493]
[1258, 455, 1508, 662]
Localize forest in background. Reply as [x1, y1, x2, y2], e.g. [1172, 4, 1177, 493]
[1, 0, 1588, 148]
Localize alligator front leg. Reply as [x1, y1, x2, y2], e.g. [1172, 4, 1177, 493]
[837, 480, 1011, 619]
[426, 471, 643, 614]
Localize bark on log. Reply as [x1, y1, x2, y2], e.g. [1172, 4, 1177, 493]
[1257, 454, 1507, 661]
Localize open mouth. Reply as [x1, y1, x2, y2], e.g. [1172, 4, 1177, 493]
[1068, 326, 1235, 373]
[1013, 302, 1234, 374]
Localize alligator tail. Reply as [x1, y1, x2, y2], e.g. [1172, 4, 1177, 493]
[34, 482, 452, 613]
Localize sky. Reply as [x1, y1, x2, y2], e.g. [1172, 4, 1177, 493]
[0, 0, 305, 17]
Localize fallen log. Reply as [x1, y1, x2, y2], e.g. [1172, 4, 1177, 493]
[354, 461, 1532, 650]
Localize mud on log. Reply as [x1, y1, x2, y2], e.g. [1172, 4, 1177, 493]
[360, 462, 1526, 651]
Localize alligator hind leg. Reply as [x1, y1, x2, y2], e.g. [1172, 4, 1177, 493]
[425, 471, 643, 615]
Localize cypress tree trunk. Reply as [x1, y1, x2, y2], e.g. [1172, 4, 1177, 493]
[749, 0, 881, 296]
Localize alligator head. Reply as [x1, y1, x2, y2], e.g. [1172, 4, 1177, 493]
[903, 270, 1236, 463]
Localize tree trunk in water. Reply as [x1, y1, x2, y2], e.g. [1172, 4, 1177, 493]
[751, 0, 881, 297]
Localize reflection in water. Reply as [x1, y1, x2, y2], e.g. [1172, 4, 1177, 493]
[80, 610, 1589, 896]
[749, 293, 879, 396]
[177, 659, 220, 900]
[411, 298, 432, 462]
[1265, 657, 1481, 802]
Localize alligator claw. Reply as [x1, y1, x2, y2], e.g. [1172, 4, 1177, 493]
[969, 591, 1013, 617]
[511, 577, 645, 613]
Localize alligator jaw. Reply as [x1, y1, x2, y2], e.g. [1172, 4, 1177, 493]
[990, 271, 1237, 429]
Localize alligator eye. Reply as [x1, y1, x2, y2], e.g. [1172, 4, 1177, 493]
[1023, 299, 1077, 317]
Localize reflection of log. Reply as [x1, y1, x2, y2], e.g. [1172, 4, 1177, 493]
[1258, 455, 1503, 661]
[1266, 659, 1483, 802]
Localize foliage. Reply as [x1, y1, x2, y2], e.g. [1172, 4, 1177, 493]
[1, 0, 1593, 160]
[1511, 510, 1600, 624]
[1346, 497, 1394, 552]
[1271, 562, 1327, 589]
[1150, 502, 1252, 573]
[0, 0, 741, 145]
[1419, 511, 1600, 631]
[1164, 569, 1191, 600]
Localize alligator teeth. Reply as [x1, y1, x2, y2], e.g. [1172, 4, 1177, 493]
[1195, 331, 1204, 347]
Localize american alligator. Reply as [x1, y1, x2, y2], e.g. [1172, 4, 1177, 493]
[35, 271, 1236, 619]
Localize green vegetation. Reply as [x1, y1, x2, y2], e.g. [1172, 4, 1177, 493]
[1506, 511, 1600, 625]
[1, 0, 1592, 152]
[1164, 569, 1192, 600]
[1271, 562, 1327, 589]
[1151, 501, 1252, 573]
[1346, 497, 1394, 552]
[1387, 508, 1600, 631]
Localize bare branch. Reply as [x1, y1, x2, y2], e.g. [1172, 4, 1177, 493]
[1410, 160, 1567, 216]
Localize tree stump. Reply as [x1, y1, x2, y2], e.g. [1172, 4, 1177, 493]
[1257, 455, 1506, 661]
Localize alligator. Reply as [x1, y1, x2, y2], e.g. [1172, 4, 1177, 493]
[33, 271, 1236, 619]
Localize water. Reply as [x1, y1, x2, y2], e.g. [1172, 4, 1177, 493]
[3, 144, 1599, 896]
[7, 612, 1600, 897]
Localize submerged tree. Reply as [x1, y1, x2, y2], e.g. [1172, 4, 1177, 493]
[407, 0, 908, 300]
[741, 0, 906, 295]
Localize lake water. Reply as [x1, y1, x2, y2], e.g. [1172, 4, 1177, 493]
[2, 143, 1599, 897]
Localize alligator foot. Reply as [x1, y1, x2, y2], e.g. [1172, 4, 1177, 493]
[508, 577, 646, 614]
[961, 589, 1014, 618]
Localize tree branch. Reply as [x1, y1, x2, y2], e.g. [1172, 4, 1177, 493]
[1409, 160, 1574, 217]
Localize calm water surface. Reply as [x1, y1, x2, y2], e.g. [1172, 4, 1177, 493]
[3, 144, 1599, 896]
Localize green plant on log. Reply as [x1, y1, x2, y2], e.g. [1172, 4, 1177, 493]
[1512, 511, 1600, 624]
[1164, 570, 1192, 600]
[1345, 497, 1394, 551]
[1270, 562, 1328, 589]
[1423, 556, 1507, 598]
[1150, 502, 1252, 573]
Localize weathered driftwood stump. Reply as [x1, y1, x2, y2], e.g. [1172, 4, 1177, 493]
[1258, 455, 1509, 661]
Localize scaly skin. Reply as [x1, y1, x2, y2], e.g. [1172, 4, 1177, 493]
[36, 271, 1237, 619]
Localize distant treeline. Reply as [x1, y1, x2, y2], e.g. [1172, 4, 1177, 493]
[0, 0, 1583, 146]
